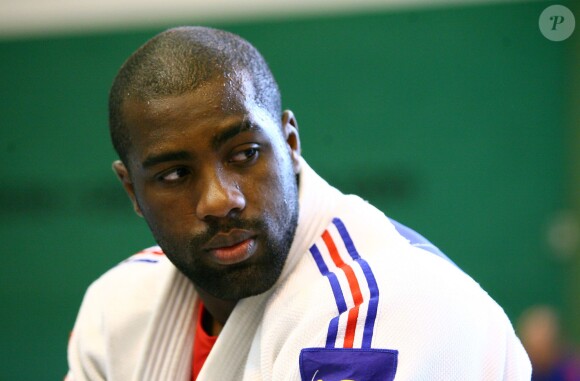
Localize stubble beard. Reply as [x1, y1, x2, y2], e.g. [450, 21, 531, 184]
[153, 186, 299, 301]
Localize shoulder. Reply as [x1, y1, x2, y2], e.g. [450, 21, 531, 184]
[68, 246, 183, 380]
[75, 246, 175, 328]
[267, 198, 530, 378]
[319, 199, 511, 337]
[327, 200, 529, 375]
[87, 246, 170, 294]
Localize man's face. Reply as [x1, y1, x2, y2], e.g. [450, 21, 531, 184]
[115, 76, 301, 300]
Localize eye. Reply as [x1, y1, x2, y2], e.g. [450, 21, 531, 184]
[229, 146, 259, 164]
[157, 167, 190, 183]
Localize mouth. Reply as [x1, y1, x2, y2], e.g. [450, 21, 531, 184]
[203, 229, 257, 266]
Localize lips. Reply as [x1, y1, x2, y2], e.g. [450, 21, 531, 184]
[203, 229, 257, 265]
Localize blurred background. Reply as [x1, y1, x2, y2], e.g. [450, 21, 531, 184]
[1, 0, 578, 379]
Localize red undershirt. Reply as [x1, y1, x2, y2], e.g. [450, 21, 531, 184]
[191, 302, 218, 381]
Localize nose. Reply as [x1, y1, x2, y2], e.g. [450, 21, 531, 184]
[195, 169, 246, 220]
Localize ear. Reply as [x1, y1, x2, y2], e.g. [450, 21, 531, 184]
[112, 160, 143, 217]
[281, 110, 301, 174]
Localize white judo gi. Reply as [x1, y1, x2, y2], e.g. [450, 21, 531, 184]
[66, 159, 531, 380]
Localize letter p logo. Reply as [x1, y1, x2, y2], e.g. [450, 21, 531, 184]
[550, 15, 565, 30]
[539, 5, 575, 41]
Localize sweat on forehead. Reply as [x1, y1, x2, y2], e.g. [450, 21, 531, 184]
[108, 26, 282, 164]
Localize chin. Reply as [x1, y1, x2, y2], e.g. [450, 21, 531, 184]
[186, 252, 287, 301]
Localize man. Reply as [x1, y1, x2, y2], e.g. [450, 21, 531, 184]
[67, 26, 531, 380]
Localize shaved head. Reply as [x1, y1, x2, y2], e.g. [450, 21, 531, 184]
[109, 26, 281, 164]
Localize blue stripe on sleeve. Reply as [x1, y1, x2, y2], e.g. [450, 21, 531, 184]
[388, 218, 458, 267]
[124, 258, 159, 264]
[332, 217, 380, 349]
[309, 243, 348, 348]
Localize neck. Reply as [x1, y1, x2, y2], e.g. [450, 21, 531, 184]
[195, 286, 237, 336]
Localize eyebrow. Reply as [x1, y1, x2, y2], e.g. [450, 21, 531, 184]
[211, 119, 260, 151]
[141, 150, 192, 170]
[140, 120, 261, 170]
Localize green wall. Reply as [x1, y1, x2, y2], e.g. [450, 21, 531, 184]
[0, 1, 574, 379]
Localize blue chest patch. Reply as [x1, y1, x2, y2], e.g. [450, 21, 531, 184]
[299, 348, 398, 381]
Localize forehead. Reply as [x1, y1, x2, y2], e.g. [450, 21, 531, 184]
[124, 76, 241, 124]
[121, 76, 279, 165]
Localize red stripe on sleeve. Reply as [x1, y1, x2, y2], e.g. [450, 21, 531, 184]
[322, 230, 364, 348]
